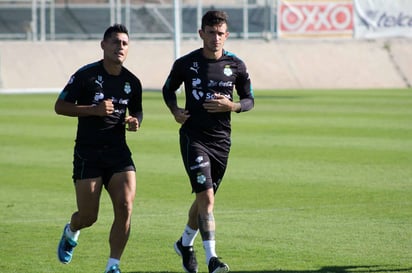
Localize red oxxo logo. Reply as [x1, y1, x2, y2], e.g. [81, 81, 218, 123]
[278, 0, 353, 37]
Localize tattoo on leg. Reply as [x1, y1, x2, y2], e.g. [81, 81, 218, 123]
[198, 213, 215, 241]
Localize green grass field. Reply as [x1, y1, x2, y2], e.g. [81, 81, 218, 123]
[0, 89, 411, 273]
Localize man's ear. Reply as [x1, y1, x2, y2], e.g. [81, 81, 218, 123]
[198, 29, 204, 40]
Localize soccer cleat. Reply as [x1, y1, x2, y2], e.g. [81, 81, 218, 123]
[105, 264, 121, 273]
[174, 237, 198, 273]
[208, 257, 229, 273]
[57, 223, 78, 264]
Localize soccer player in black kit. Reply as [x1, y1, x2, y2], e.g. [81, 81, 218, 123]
[55, 24, 142, 273]
[162, 10, 254, 273]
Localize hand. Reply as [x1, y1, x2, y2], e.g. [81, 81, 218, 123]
[203, 93, 234, 113]
[95, 99, 114, 116]
[125, 116, 139, 131]
[172, 107, 190, 124]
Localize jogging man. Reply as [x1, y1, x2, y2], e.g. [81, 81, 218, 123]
[55, 24, 143, 273]
[162, 10, 254, 273]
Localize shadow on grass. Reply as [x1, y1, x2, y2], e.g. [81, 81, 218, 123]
[125, 265, 412, 273]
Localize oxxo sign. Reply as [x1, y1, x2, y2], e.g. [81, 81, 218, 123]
[278, 0, 354, 38]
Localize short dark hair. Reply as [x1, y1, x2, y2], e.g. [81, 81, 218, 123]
[103, 24, 129, 40]
[201, 10, 228, 30]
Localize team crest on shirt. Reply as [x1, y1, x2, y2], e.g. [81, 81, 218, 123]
[124, 82, 131, 94]
[223, 65, 232, 76]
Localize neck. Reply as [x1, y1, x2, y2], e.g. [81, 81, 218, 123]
[202, 48, 223, 60]
[103, 60, 122, 76]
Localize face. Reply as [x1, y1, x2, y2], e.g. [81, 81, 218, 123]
[101, 32, 129, 65]
[199, 23, 229, 57]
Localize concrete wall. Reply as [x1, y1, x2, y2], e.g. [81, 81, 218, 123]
[1, 39, 411, 92]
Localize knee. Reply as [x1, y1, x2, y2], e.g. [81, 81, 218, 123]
[114, 199, 134, 219]
[196, 189, 215, 211]
[78, 213, 98, 228]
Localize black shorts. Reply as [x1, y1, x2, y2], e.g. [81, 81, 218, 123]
[72, 145, 135, 188]
[180, 129, 230, 194]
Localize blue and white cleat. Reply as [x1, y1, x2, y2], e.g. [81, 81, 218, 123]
[105, 264, 122, 273]
[57, 223, 78, 264]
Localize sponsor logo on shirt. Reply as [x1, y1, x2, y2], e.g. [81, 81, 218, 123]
[93, 92, 104, 105]
[192, 78, 201, 87]
[192, 78, 204, 100]
[208, 80, 233, 87]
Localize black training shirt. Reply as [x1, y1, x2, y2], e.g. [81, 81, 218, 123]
[162, 48, 254, 141]
[58, 60, 143, 147]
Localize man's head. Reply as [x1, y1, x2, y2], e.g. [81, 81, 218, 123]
[201, 10, 229, 31]
[101, 24, 129, 66]
[103, 24, 129, 41]
[199, 10, 229, 59]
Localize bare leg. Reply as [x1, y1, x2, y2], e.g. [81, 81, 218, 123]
[187, 199, 199, 230]
[106, 171, 136, 259]
[196, 189, 215, 241]
[70, 178, 103, 231]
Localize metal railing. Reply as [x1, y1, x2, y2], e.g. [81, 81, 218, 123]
[0, 0, 276, 41]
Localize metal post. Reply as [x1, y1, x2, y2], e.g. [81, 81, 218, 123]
[110, 0, 115, 25]
[173, 0, 181, 60]
[270, 0, 275, 39]
[116, 0, 121, 23]
[197, 0, 202, 38]
[32, 0, 37, 41]
[50, 0, 55, 40]
[40, 0, 46, 41]
[125, 0, 131, 33]
[243, 0, 249, 39]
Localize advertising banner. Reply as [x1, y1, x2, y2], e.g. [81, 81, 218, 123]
[277, 0, 354, 39]
[354, 0, 412, 38]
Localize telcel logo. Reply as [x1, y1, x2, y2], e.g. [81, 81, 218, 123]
[364, 11, 412, 28]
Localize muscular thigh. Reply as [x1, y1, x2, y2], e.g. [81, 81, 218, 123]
[107, 171, 136, 206]
[75, 177, 103, 215]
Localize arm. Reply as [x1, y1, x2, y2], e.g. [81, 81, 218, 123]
[233, 59, 255, 113]
[164, 99, 190, 125]
[54, 98, 114, 117]
[202, 94, 240, 113]
[55, 74, 115, 118]
[125, 77, 144, 131]
[202, 94, 254, 113]
[162, 66, 190, 124]
[125, 111, 143, 132]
